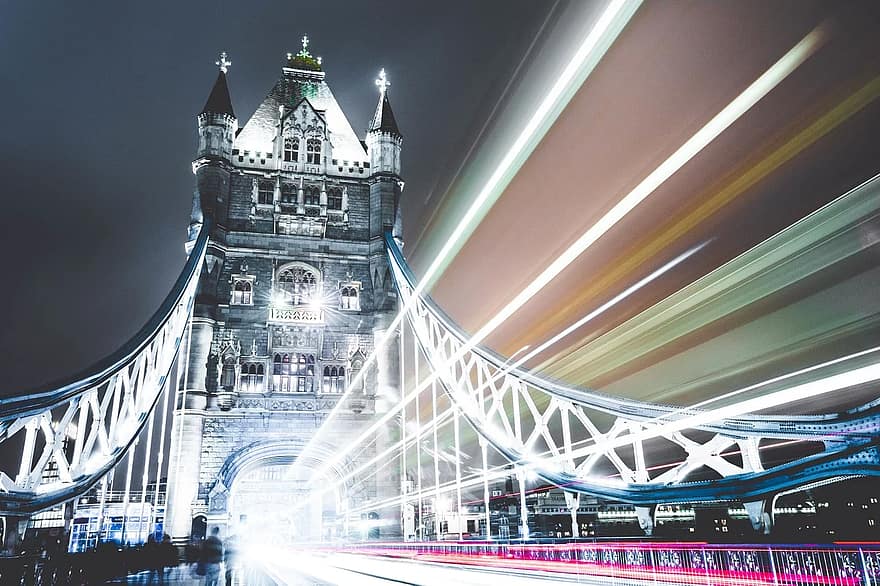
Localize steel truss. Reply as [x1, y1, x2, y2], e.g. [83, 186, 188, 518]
[0, 226, 209, 516]
[384, 177, 880, 533]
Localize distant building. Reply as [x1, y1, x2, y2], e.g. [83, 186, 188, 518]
[164, 40, 404, 544]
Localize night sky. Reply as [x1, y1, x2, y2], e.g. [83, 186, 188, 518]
[0, 0, 553, 393]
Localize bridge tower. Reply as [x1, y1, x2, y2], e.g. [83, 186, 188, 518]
[165, 41, 404, 544]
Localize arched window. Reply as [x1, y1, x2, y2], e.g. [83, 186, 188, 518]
[241, 362, 265, 393]
[283, 136, 300, 162]
[340, 286, 359, 311]
[281, 183, 296, 203]
[322, 365, 345, 394]
[306, 138, 321, 165]
[305, 185, 320, 206]
[257, 181, 274, 205]
[231, 279, 253, 305]
[272, 352, 315, 392]
[276, 266, 319, 306]
[220, 358, 237, 390]
[328, 188, 343, 211]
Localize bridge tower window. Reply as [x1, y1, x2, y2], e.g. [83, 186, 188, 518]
[328, 188, 343, 211]
[231, 279, 253, 305]
[322, 365, 345, 394]
[240, 363, 265, 393]
[276, 266, 319, 306]
[283, 136, 300, 162]
[272, 353, 315, 393]
[281, 183, 296, 203]
[257, 181, 274, 205]
[340, 286, 359, 311]
[306, 138, 321, 165]
[305, 185, 320, 206]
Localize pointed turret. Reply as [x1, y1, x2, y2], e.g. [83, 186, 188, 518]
[366, 68, 403, 177]
[201, 69, 235, 117]
[193, 51, 238, 233]
[366, 68, 404, 245]
[369, 91, 401, 137]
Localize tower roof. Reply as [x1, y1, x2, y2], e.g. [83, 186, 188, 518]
[235, 48, 366, 161]
[201, 70, 235, 118]
[369, 69, 401, 137]
[369, 93, 401, 137]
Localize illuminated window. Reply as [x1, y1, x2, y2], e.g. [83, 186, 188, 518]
[322, 365, 345, 393]
[276, 266, 318, 306]
[240, 363, 265, 393]
[272, 353, 315, 392]
[283, 136, 300, 162]
[340, 286, 359, 311]
[257, 181, 274, 205]
[231, 279, 253, 305]
[306, 138, 321, 165]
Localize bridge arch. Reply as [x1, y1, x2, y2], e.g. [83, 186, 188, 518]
[207, 438, 357, 542]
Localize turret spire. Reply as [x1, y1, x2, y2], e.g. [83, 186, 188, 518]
[369, 68, 401, 137]
[201, 51, 235, 117]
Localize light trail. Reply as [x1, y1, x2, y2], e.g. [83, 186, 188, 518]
[535, 75, 880, 377]
[342, 347, 880, 516]
[346, 437, 805, 518]
[306, 241, 708, 498]
[561, 360, 880, 465]
[306, 27, 825, 489]
[289, 0, 643, 484]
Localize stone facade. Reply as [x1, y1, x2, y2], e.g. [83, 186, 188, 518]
[165, 44, 403, 543]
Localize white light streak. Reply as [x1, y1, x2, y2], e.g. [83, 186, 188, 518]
[296, 0, 642, 484]
[312, 23, 824, 484]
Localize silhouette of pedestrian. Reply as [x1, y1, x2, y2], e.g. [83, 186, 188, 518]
[199, 527, 223, 586]
[159, 534, 178, 582]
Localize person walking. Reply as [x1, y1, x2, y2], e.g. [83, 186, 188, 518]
[199, 527, 223, 586]
[159, 534, 178, 582]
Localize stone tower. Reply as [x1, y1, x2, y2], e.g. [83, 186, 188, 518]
[165, 40, 403, 544]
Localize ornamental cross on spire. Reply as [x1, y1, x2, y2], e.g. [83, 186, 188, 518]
[375, 68, 391, 96]
[301, 35, 310, 52]
[216, 51, 231, 74]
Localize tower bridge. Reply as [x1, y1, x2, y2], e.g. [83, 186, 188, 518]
[2, 10, 880, 585]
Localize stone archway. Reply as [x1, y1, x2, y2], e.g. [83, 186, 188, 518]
[207, 439, 355, 544]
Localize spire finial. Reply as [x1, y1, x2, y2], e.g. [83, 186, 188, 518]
[216, 51, 231, 74]
[302, 35, 310, 53]
[375, 68, 391, 96]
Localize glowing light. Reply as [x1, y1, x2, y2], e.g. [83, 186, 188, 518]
[293, 0, 642, 488]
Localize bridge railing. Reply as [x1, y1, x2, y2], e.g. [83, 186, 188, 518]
[0, 223, 209, 516]
[341, 541, 880, 586]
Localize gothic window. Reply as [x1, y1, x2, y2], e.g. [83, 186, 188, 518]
[328, 188, 343, 211]
[283, 136, 300, 162]
[257, 181, 274, 205]
[276, 266, 319, 306]
[272, 353, 315, 393]
[322, 365, 345, 394]
[240, 363, 265, 393]
[305, 185, 320, 206]
[220, 357, 237, 390]
[306, 138, 321, 165]
[281, 183, 295, 203]
[231, 279, 253, 305]
[340, 286, 359, 311]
